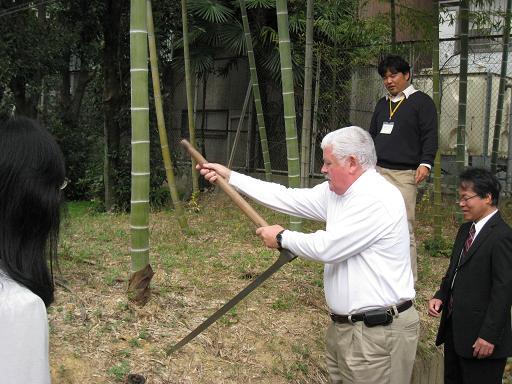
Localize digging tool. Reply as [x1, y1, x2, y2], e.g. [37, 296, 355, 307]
[166, 141, 297, 355]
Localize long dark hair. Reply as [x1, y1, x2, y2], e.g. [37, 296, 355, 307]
[0, 116, 65, 307]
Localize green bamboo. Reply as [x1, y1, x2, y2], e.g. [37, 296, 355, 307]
[432, 0, 442, 240]
[456, 0, 469, 175]
[276, 0, 301, 231]
[390, 0, 396, 51]
[228, 82, 251, 169]
[309, 53, 321, 174]
[147, 0, 188, 230]
[239, 0, 272, 181]
[455, 0, 469, 223]
[181, 0, 199, 194]
[490, 0, 512, 173]
[129, 0, 152, 298]
[300, 0, 314, 188]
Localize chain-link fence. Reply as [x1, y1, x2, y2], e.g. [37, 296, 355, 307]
[182, 31, 512, 195]
[241, 35, 512, 190]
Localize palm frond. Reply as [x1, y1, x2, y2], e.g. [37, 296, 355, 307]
[288, 12, 306, 34]
[171, 48, 216, 76]
[173, 26, 207, 48]
[244, 0, 274, 9]
[258, 26, 279, 48]
[217, 20, 246, 55]
[258, 46, 281, 83]
[189, 0, 235, 23]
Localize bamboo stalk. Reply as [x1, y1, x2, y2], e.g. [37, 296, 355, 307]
[432, 0, 442, 240]
[181, 0, 199, 194]
[228, 82, 252, 169]
[276, 0, 301, 231]
[129, 0, 153, 304]
[239, 0, 272, 181]
[490, 0, 512, 173]
[146, 0, 188, 230]
[300, 0, 314, 188]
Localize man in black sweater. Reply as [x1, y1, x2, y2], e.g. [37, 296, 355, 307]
[369, 55, 438, 282]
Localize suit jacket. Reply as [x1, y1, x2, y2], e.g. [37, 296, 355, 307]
[434, 211, 512, 358]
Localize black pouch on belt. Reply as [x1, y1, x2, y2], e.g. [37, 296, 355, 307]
[363, 308, 393, 327]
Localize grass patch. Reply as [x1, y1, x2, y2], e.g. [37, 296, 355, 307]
[107, 361, 130, 381]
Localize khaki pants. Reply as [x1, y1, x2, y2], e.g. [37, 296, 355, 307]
[377, 167, 417, 282]
[325, 306, 420, 384]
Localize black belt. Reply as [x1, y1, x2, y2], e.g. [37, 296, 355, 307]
[330, 300, 413, 324]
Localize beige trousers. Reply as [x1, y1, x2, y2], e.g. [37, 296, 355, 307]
[325, 306, 420, 384]
[377, 167, 417, 282]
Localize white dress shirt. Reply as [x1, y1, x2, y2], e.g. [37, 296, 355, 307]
[229, 168, 415, 315]
[473, 209, 498, 238]
[386, 84, 418, 102]
[0, 270, 51, 384]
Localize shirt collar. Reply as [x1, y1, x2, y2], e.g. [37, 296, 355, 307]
[341, 168, 377, 196]
[386, 84, 417, 101]
[473, 208, 498, 237]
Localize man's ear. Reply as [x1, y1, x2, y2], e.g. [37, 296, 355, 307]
[405, 71, 411, 82]
[347, 155, 360, 172]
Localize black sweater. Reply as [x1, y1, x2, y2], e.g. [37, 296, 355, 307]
[369, 91, 438, 170]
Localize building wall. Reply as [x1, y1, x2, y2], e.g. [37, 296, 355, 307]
[169, 57, 252, 168]
[359, 0, 434, 42]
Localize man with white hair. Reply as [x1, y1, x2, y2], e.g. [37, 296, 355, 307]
[198, 126, 419, 384]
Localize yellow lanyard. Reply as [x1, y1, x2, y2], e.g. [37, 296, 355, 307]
[389, 97, 405, 119]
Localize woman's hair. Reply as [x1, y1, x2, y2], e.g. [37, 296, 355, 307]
[0, 116, 65, 307]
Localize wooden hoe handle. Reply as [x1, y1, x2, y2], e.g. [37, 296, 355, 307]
[181, 139, 269, 228]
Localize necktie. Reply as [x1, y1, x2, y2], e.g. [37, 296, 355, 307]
[463, 223, 476, 257]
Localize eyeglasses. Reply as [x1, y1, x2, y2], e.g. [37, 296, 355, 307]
[455, 194, 479, 204]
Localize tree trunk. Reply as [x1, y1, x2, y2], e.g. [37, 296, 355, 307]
[300, 0, 314, 188]
[146, 0, 188, 230]
[490, 0, 512, 173]
[129, 0, 153, 306]
[11, 76, 38, 117]
[276, 0, 301, 231]
[239, 0, 272, 181]
[103, 0, 123, 211]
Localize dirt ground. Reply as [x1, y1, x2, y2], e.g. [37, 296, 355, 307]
[48, 193, 511, 383]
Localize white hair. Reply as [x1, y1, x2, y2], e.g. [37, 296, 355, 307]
[320, 126, 377, 170]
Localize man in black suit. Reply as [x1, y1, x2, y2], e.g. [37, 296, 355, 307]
[428, 168, 512, 383]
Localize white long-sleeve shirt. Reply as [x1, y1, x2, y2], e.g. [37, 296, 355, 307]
[230, 168, 415, 315]
[0, 270, 51, 384]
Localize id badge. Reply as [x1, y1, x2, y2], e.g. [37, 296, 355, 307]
[380, 121, 394, 134]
